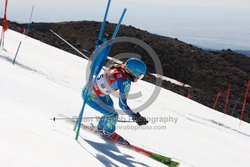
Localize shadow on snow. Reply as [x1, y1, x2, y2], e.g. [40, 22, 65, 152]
[78, 136, 150, 167]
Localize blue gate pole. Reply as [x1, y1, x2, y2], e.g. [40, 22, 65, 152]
[74, 7, 127, 141]
[12, 41, 22, 65]
[97, 0, 112, 44]
[111, 8, 127, 39]
[231, 102, 238, 116]
[26, 5, 34, 37]
[75, 100, 87, 140]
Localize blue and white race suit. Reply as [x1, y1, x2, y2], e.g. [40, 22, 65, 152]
[82, 67, 135, 136]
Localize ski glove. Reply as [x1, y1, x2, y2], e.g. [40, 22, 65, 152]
[134, 113, 148, 126]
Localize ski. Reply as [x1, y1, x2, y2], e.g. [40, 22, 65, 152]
[76, 122, 180, 167]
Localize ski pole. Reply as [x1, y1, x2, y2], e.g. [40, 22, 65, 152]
[50, 116, 134, 123]
[50, 29, 89, 60]
[49, 29, 119, 71]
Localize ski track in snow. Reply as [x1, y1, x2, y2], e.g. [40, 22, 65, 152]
[0, 49, 79, 92]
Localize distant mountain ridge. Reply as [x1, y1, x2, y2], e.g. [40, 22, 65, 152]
[205, 48, 250, 57]
[5, 20, 250, 122]
[235, 50, 250, 57]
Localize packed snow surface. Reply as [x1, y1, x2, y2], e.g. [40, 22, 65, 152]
[1, 29, 250, 167]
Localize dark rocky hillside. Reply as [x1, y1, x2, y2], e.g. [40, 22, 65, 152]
[6, 20, 250, 122]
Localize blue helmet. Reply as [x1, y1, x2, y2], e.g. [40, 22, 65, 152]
[125, 58, 146, 79]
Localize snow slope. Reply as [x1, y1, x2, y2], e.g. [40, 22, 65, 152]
[1, 29, 250, 167]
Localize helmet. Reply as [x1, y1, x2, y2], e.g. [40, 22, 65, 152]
[125, 58, 146, 79]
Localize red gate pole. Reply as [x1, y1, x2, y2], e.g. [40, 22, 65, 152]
[240, 80, 250, 123]
[212, 91, 221, 110]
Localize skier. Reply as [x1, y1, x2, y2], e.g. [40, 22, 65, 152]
[82, 58, 148, 145]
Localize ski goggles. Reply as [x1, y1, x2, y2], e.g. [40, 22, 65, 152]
[136, 74, 144, 80]
[125, 68, 145, 80]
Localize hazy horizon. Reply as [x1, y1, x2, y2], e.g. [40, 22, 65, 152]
[1, 0, 250, 50]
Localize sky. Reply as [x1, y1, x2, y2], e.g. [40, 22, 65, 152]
[1, 0, 250, 50]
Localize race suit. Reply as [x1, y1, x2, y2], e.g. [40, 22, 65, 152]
[82, 67, 135, 137]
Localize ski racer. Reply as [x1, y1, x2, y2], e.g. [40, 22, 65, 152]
[82, 58, 148, 144]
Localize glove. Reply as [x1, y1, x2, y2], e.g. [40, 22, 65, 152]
[134, 113, 148, 126]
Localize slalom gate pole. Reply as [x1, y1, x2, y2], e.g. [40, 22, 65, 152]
[97, 0, 111, 44]
[98, 8, 127, 56]
[12, 41, 22, 64]
[0, 29, 4, 48]
[231, 102, 237, 116]
[239, 80, 250, 125]
[74, 7, 127, 140]
[75, 100, 87, 140]
[212, 91, 221, 110]
[111, 8, 127, 39]
[26, 5, 34, 37]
